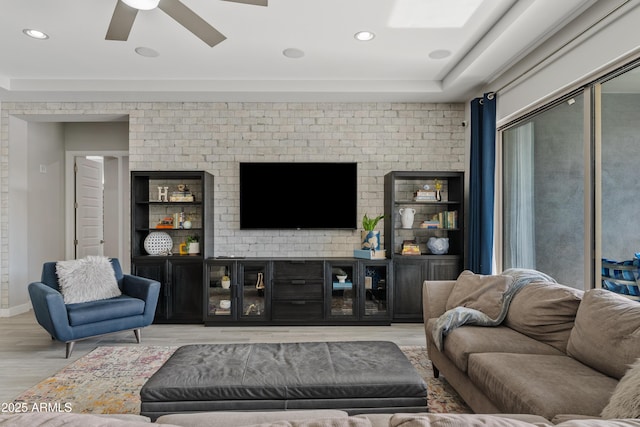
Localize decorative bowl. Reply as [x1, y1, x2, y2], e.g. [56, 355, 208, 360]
[336, 275, 347, 283]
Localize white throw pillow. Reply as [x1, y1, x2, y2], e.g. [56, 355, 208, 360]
[56, 256, 121, 304]
[601, 358, 640, 419]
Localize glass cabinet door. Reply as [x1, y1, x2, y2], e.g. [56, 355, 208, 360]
[238, 262, 269, 321]
[361, 261, 390, 319]
[206, 261, 234, 320]
[327, 261, 357, 319]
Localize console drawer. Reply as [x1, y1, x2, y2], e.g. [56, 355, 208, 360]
[272, 280, 323, 300]
[273, 261, 323, 280]
[272, 300, 323, 321]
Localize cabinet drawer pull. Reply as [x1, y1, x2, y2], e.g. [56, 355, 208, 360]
[291, 279, 306, 285]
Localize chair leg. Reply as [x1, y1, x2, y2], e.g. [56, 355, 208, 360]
[65, 342, 76, 359]
[134, 329, 141, 343]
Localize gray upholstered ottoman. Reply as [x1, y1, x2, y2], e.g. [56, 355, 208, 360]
[140, 341, 427, 420]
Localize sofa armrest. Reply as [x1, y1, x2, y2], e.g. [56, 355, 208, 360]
[121, 274, 161, 322]
[422, 280, 456, 321]
[28, 282, 72, 341]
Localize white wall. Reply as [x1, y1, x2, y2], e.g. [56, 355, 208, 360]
[64, 122, 129, 151]
[7, 116, 28, 312]
[103, 155, 130, 272]
[7, 119, 66, 313]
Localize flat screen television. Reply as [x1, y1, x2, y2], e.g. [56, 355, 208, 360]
[240, 162, 358, 229]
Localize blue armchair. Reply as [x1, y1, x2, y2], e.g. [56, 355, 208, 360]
[28, 258, 160, 358]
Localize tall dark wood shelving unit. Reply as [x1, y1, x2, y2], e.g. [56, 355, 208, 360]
[384, 171, 465, 322]
[131, 171, 214, 324]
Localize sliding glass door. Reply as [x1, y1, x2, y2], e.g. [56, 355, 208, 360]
[501, 60, 640, 291]
[598, 66, 640, 277]
[502, 95, 585, 288]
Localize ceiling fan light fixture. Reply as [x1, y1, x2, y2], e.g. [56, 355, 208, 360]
[122, 0, 160, 10]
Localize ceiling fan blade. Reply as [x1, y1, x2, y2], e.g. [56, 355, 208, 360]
[158, 0, 226, 47]
[222, 0, 268, 6]
[105, 0, 138, 41]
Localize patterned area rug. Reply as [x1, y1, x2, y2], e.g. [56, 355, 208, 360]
[13, 345, 470, 415]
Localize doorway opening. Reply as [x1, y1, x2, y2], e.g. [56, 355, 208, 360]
[66, 152, 130, 271]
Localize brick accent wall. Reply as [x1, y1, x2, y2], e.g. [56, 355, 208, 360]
[0, 101, 465, 309]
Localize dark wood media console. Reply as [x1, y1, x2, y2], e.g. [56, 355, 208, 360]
[204, 257, 392, 326]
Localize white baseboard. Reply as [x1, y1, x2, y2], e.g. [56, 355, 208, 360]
[0, 302, 32, 317]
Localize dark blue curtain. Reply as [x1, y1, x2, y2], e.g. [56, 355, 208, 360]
[468, 92, 497, 274]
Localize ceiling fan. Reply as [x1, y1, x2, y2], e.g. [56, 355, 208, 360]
[106, 0, 267, 48]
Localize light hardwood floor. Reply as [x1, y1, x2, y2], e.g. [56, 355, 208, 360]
[0, 311, 426, 403]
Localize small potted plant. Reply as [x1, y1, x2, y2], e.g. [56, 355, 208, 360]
[361, 213, 384, 251]
[186, 235, 200, 254]
[221, 275, 231, 289]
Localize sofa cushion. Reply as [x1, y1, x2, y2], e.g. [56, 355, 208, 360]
[567, 289, 640, 379]
[468, 353, 618, 420]
[56, 256, 121, 304]
[389, 413, 552, 427]
[601, 358, 640, 419]
[0, 412, 164, 426]
[556, 420, 640, 427]
[244, 418, 372, 427]
[425, 320, 563, 373]
[504, 281, 583, 352]
[156, 410, 350, 427]
[66, 295, 145, 326]
[446, 271, 513, 319]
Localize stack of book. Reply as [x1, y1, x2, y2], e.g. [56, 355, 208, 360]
[170, 191, 194, 202]
[401, 240, 421, 255]
[420, 220, 440, 229]
[414, 189, 437, 202]
[156, 216, 174, 229]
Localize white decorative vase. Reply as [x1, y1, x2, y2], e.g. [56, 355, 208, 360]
[221, 279, 231, 289]
[399, 208, 416, 229]
[188, 242, 200, 254]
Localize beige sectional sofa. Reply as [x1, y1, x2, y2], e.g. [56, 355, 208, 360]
[423, 273, 640, 421]
[2, 411, 640, 426]
[3, 411, 640, 426]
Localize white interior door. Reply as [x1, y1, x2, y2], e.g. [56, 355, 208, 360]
[75, 157, 104, 258]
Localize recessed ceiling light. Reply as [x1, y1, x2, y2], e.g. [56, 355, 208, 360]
[354, 31, 375, 41]
[283, 48, 305, 59]
[428, 49, 451, 59]
[122, 0, 160, 10]
[23, 29, 49, 40]
[135, 46, 159, 57]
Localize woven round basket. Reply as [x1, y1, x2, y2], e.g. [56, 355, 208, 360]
[143, 232, 173, 255]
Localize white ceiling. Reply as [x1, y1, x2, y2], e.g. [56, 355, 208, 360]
[0, 0, 598, 103]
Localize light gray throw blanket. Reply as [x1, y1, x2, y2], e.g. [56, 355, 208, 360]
[432, 268, 556, 351]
